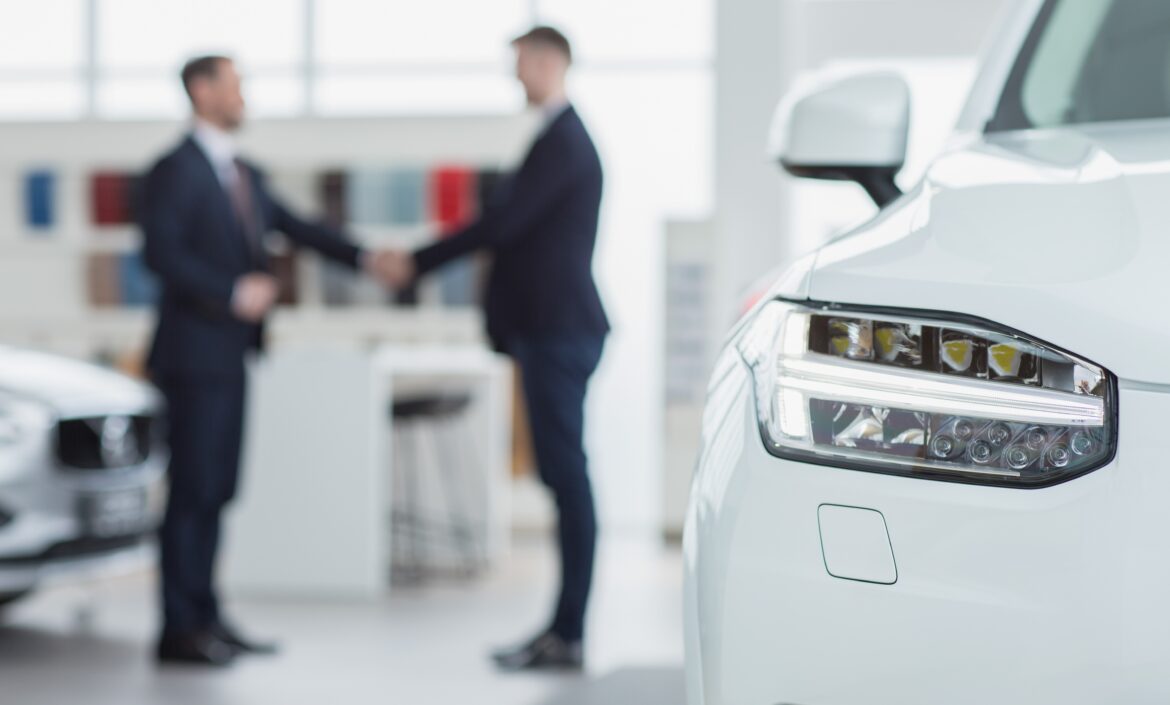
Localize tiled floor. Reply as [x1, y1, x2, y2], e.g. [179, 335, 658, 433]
[0, 535, 684, 705]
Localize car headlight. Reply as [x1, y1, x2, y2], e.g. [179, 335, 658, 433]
[0, 404, 25, 447]
[737, 299, 1116, 487]
[0, 391, 51, 448]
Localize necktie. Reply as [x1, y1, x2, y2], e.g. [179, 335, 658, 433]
[227, 159, 262, 259]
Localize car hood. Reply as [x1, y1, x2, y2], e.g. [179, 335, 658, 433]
[0, 346, 159, 415]
[808, 120, 1170, 386]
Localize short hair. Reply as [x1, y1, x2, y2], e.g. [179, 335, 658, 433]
[181, 55, 231, 101]
[511, 26, 572, 64]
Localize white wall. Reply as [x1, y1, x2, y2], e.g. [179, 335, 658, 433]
[574, 71, 713, 535]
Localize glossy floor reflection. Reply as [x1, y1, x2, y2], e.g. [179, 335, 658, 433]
[0, 535, 683, 705]
[533, 667, 685, 705]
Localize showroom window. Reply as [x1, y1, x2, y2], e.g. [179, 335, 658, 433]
[95, 0, 306, 118]
[0, 0, 87, 119]
[0, 0, 711, 121]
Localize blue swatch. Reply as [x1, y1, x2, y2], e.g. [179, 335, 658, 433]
[345, 169, 426, 225]
[385, 169, 425, 225]
[24, 170, 55, 230]
[119, 252, 160, 306]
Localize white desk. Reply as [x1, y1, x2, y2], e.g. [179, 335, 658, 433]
[223, 342, 512, 598]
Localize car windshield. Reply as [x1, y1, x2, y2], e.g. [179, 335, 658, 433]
[990, 0, 1170, 131]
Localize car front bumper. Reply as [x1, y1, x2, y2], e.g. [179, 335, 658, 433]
[0, 534, 155, 594]
[684, 351, 1170, 705]
[0, 458, 166, 595]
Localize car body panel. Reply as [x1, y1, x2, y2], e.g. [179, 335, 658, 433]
[686, 2, 1170, 701]
[0, 345, 158, 416]
[686, 354, 1170, 704]
[811, 123, 1170, 386]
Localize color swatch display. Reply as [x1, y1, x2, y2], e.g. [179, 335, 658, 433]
[386, 170, 427, 225]
[61, 160, 512, 312]
[87, 252, 160, 307]
[86, 254, 122, 308]
[118, 252, 160, 306]
[90, 171, 140, 226]
[429, 166, 480, 307]
[319, 170, 348, 227]
[346, 169, 427, 225]
[24, 170, 55, 230]
[430, 166, 477, 229]
[316, 165, 490, 306]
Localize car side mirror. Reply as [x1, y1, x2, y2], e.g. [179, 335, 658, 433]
[769, 72, 910, 207]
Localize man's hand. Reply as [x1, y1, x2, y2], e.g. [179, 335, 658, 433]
[366, 249, 417, 290]
[231, 273, 280, 323]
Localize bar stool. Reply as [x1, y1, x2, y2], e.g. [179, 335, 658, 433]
[389, 392, 486, 584]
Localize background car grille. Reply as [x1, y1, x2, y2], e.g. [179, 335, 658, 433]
[56, 415, 155, 470]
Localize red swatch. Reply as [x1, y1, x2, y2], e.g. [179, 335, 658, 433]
[428, 166, 477, 236]
[91, 172, 133, 226]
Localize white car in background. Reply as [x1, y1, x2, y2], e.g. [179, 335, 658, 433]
[0, 346, 165, 610]
[685, 0, 1170, 703]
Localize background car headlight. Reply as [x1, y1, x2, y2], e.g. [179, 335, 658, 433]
[0, 403, 26, 447]
[737, 299, 1116, 487]
[0, 391, 53, 450]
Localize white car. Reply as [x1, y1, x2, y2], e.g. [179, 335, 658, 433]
[0, 346, 166, 610]
[684, 1, 1170, 703]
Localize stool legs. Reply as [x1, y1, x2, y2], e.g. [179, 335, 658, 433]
[391, 407, 485, 584]
[434, 414, 484, 576]
[391, 420, 426, 585]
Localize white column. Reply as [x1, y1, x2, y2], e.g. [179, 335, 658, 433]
[712, 0, 805, 339]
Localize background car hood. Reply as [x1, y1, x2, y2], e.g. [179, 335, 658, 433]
[808, 121, 1170, 385]
[0, 345, 159, 415]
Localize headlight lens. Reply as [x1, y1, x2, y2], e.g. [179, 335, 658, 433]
[738, 300, 1116, 487]
[0, 391, 51, 449]
[0, 405, 24, 447]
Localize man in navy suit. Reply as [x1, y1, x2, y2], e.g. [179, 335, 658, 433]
[385, 27, 609, 671]
[141, 55, 397, 666]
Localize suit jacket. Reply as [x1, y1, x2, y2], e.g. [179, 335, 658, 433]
[140, 136, 363, 377]
[413, 106, 609, 351]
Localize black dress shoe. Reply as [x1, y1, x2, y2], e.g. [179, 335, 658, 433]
[211, 622, 280, 656]
[491, 631, 584, 672]
[156, 631, 236, 667]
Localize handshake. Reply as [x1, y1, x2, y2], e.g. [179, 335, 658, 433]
[231, 248, 417, 323]
[364, 248, 418, 291]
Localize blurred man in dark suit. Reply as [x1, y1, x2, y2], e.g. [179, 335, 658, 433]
[383, 26, 608, 671]
[141, 55, 398, 667]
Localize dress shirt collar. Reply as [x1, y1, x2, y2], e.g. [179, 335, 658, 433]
[191, 118, 239, 185]
[538, 98, 571, 135]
